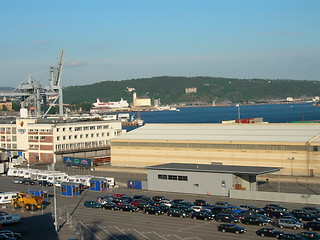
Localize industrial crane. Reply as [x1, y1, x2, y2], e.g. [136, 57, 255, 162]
[0, 50, 64, 118]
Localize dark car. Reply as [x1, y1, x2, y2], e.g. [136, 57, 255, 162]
[303, 221, 320, 231]
[120, 196, 134, 203]
[84, 201, 101, 208]
[214, 201, 231, 207]
[152, 196, 164, 202]
[270, 211, 294, 219]
[299, 232, 320, 240]
[241, 215, 268, 226]
[191, 211, 214, 221]
[264, 204, 288, 212]
[0, 212, 8, 216]
[144, 206, 164, 215]
[23, 179, 37, 185]
[250, 206, 269, 216]
[215, 213, 239, 223]
[101, 202, 119, 211]
[217, 223, 247, 234]
[256, 227, 283, 238]
[38, 180, 53, 186]
[152, 203, 170, 212]
[167, 209, 189, 218]
[194, 199, 207, 206]
[172, 199, 184, 204]
[210, 206, 234, 215]
[292, 212, 320, 222]
[130, 199, 143, 207]
[278, 233, 307, 240]
[303, 207, 320, 214]
[0, 230, 22, 239]
[118, 204, 139, 212]
[137, 202, 151, 210]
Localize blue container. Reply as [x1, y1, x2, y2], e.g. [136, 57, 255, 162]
[28, 190, 48, 199]
[61, 182, 80, 197]
[127, 180, 142, 189]
[89, 178, 108, 192]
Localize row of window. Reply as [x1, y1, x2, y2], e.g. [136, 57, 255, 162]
[29, 129, 52, 133]
[158, 174, 188, 181]
[28, 136, 46, 141]
[0, 127, 16, 134]
[57, 125, 109, 132]
[56, 140, 107, 151]
[113, 141, 315, 152]
[0, 136, 17, 141]
[56, 132, 110, 141]
[0, 143, 17, 149]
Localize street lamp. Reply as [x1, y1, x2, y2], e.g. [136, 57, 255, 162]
[236, 104, 241, 119]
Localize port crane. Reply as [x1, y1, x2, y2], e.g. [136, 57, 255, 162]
[0, 50, 64, 118]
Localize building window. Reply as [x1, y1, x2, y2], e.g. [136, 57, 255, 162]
[178, 176, 188, 181]
[158, 174, 167, 180]
[168, 175, 178, 180]
[57, 137, 60, 141]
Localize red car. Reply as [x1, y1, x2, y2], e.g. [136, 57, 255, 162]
[131, 199, 143, 207]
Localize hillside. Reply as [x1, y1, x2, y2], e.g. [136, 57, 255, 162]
[63, 76, 320, 105]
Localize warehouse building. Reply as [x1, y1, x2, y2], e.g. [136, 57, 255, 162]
[110, 123, 320, 176]
[147, 163, 281, 196]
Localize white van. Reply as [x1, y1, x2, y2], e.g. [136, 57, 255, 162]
[0, 192, 19, 204]
[7, 168, 21, 177]
[47, 173, 68, 183]
[106, 178, 115, 187]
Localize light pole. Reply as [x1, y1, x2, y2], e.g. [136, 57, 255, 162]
[52, 155, 58, 232]
[236, 104, 241, 119]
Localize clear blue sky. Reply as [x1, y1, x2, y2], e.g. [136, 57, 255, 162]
[0, 0, 319, 87]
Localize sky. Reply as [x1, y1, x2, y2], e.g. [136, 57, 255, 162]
[0, 0, 319, 87]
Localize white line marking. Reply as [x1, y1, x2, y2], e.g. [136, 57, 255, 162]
[79, 221, 101, 240]
[97, 224, 118, 240]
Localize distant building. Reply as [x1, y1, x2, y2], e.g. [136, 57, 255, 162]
[132, 92, 151, 107]
[0, 117, 123, 164]
[286, 97, 294, 102]
[185, 88, 197, 94]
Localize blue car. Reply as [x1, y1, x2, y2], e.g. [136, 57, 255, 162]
[84, 201, 101, 208]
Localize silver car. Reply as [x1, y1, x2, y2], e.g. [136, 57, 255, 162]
[275, 218, 303, 230]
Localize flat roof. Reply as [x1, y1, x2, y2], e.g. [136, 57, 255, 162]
[114, 123, 320, 143]
[146, 163, 281, 175]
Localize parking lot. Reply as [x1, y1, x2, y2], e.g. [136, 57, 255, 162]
[1, 175, 320, 240]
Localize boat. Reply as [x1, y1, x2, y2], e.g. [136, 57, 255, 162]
[90, 98, 130, 113]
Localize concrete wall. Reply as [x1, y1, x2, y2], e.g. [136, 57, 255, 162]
[147, 169, 233, 196]
[230, 189, 320, 205]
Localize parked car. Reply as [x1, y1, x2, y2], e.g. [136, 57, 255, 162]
[23, 179, 37, 185]
[130, 199, 143, 207]
[215, 213, 239, 223]
[38, 180, 53, 186]
[278, 233, 308, 240]
[303, 221, 320, 231]
[101, 202, 119, 211]
[254, 214, 273, 223]
[214, 201, 231, 207]
[270, 211, 294, 219]
[84, 201, 101, 208]
[303, 207, 320, 214]
[0, 230, 21, 239]
[299, 231, 320, 240]
[144, 206, 164, 215]
[152, 196, 164, 202]
[292, 212, 320, 222]
[0, 234, 16, 240]
[239, 204, 255, 210]
[167, 209, 189, 218]
[255, 227, 283, 238]
[194, 199, 207, 206]
[12, 179, 24, 184]
[264, 204, 288, 211]
[137, 202, 151, 210]
[118, 204, 139, 212]
[0, 212, 8, 216]
[191, 211, 214, 221]
[241, 215, 268, 226]
[0, 214, 20, 225]
[276, 218, 303, 230]
[160, 199, 172, 207]
[217, 223, 247, 234]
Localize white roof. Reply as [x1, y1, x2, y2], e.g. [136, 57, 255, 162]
[114, 123, 320, 143]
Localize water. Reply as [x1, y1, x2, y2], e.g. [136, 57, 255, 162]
[140, 103, 320, 124]
[123, 103, 320, 132]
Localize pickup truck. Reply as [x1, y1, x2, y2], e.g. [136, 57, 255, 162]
[0, 214, 20, 224]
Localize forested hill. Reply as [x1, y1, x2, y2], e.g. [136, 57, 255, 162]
[63, 76, 320, 105]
